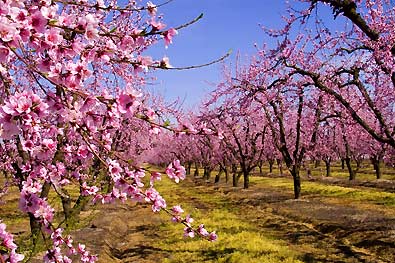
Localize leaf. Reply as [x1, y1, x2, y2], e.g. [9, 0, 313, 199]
[163, 120, 171, 127]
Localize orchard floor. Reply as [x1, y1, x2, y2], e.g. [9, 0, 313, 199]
[3, 172, 395, 262]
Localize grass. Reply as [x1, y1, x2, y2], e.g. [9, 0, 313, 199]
[253, 177, 395, 206]
[155, 177, 304, 263]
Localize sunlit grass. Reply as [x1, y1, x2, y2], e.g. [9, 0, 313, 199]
[253, 177, 395, 206]
[154, 177, 303, 263]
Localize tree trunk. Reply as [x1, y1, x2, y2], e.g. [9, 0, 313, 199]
[29, 213, 41, 253]
[214, 167, 223, 184]
[325, 159, 331, 177]
[203, 167, 212, 181]
[232, 172, 238, 187]
[277, 159, 283, 176]
[291, 166, 301, 199]
[371, 157, 382, 179]
[61, 194, 72, 227]
[193, 163, 199, 177]
[186, 162, 191, 175]
[346, 157, 356, 180]
[269, 160, 274, 174]
[341, 158, 345, 170]
[243, 170, 250, 189]
[225, 168, 229, 183]
[306, 165, 312, 179]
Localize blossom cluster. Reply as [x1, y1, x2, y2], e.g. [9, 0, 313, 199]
[0, 221, 24, 263]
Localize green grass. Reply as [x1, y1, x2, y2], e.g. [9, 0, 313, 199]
[253, 177, 395, 206]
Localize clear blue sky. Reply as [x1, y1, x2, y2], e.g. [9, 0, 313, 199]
[144, 1, 300, 109]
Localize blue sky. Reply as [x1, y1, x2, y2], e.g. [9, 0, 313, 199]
[146, 0, 290, 110]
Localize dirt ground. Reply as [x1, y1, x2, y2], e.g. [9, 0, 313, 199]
[49, 174, 394, 263]
[20, 174, 395, 263]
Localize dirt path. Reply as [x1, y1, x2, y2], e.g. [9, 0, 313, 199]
[50, 176, 395, 263]
[71, 203, 171, 263]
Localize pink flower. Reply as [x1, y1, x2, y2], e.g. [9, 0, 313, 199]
[0, 45, 9, 62]
[208, 231, 218, 241]
[45, 28, 63, 45]
[147, 1, 157, 16]
[163, 28, 178, 48]
[29, 11, 47, 33]
[197, 224, 209, 236]
[160, 56, 171, 68]
[184, 214, 194, 227]
[0, 18, 18, 42]
[150, 172, 161, 185]
[183, 227, 195, 238]
[171, 205, 184, 215]
[165, 160, 186, 183]
[150, 19, 165, 32]
[77, 145, 90, 159]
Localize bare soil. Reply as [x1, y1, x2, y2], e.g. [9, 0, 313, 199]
[17, 174, 395, 262]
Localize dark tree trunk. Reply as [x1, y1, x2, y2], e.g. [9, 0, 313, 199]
[306, 167, 312, 179]
[341, 158, 345, 170]
[232, 172, 238, 187]
[40, 181, 51, 198]
[186, 162, 192, 175]
[291, 166, 301, 199]
[346, 157, 356, 180]
[269, 159, 274, 173]
[324, 159, 331, 177]
[225, 167, 229, 183]
[194, 163, 199, 177]
[258, 163, 263, 175]
[277, 159, 283, 176]
[371, 157, 382, 179]
[214, 167, 223, 184]
[243, 169, 250, 189]
[204, 166, 213, 181]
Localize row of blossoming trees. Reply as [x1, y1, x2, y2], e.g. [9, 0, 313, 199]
[0, 0, 220, 262]
[161, 0, 395, 200]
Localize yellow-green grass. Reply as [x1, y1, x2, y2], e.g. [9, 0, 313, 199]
[154, 178, 303, 263]
[256, 161, 395, 181]
[253, 177, 395, 206]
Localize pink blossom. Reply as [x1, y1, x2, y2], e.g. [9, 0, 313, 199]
[29, 11, 47, 33]
[160, 56, 171, 68]
[0, 18, 18, 42]
[0, 45, 9, 62]
[197, 224, 209, 236]
[150, 171, 161, 185]
[208, 231, 218, 241]
[149, 126, 161, 135]
[183, 227, 195, 238]
[165, 160, 186, 183]
[150, 19, 165, 32]
[164, 28, 178, 48]
[184, 214, 194, 227]
[147, 1, 157, 16]
[45, 28, 63, 45]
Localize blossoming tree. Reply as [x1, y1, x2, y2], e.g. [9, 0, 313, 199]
[0, 1, 217, 262]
